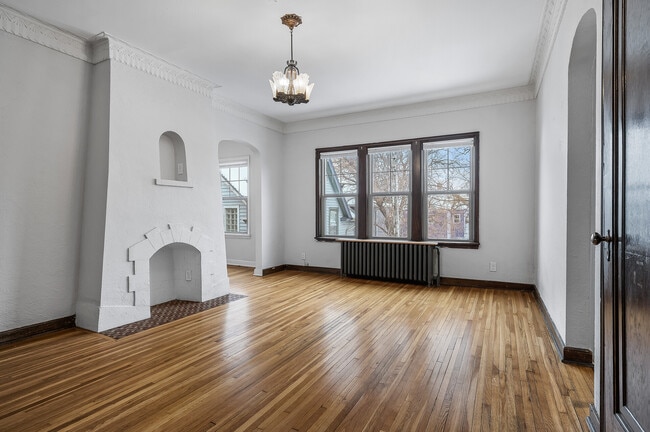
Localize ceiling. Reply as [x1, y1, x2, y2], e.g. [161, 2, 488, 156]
[1, 0, 548, 123]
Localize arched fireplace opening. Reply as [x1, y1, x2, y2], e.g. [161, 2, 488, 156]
[149, 242, 202, 305]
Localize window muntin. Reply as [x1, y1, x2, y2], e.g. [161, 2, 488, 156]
[220, 159, 249, 236]
[319, 151, 358, 237]
[316, 132, 478, 246]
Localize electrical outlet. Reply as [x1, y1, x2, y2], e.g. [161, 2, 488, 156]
[185, 270, 192, 281]
[489, 261, 497, 272]
[300, 252, 306, 260]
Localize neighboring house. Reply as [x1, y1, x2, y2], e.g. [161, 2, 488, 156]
[220, 174, 248, 235]
[428, 209, 470, 240]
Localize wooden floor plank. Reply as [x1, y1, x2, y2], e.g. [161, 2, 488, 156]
[0, 267, 593, 431]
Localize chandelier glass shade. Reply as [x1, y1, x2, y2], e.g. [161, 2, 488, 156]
[270, 14, 314, 106]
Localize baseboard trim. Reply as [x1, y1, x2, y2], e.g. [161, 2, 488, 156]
[0, 315, 76, 345]
[261, 265, 287, 276]
[563, 346, 593, 367]
[533, 287, 594, 368]
[586, 404, 600, 432]
[533, 287, 566, 361]
[285, 264, 340, 275]
[440, 277, 535, 291]
[226, 259, 255, 268]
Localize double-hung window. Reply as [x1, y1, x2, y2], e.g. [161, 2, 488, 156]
[316, 132, 479, 247]
[368, 145, 411, 238]
[318, 150, 358, 237]
[220, 158, 249, 235]
[424, 138, 475, 241]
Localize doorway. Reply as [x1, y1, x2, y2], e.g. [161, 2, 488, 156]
[565, 9, 597, 361]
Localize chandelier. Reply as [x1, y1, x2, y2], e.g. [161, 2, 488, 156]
[269, 14, 314, 106]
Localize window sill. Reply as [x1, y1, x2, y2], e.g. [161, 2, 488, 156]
[154, 178, 193, 188]
[315, 236, 343, 243]
[315, 237, 479, 249]
[437, 241, 480, 249]
[225, 233, 251, 239]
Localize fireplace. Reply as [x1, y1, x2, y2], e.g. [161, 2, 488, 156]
[74, 34, 230, 333]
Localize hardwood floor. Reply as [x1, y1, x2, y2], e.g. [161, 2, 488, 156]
[0, 267, 593, 431]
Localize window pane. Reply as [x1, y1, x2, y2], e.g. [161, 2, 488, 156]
[322, 197, 356, 236]
[371, 195, 409, 238]
[238, 180, 248, 197]
[238, 201, 248, 232]
[371, 149, 410, 193]
[221, 172, 248, 198]
[322, 154, 357, 194]
[426, 146, 471, 191]
[427, 194, 470, 240]
[221, 159, 250, 235]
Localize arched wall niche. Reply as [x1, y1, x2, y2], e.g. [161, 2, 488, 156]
[158, 131, 188, 183]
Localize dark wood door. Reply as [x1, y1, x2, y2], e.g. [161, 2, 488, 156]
[601, 0, 650, 431]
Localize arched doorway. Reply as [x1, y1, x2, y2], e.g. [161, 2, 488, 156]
[218, 140, 263, 276]
[565, 9, 597, 359]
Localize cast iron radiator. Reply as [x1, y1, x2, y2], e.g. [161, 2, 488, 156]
[339, 240, 440, 286]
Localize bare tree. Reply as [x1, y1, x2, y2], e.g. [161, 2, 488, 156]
[370, 149, 410, 237]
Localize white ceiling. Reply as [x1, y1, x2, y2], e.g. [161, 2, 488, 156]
[1, 0, 548, 123]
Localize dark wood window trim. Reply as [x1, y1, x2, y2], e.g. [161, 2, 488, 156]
[315, 132, 479, 249]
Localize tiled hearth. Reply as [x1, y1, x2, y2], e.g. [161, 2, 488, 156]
[100, 293, 246, 339]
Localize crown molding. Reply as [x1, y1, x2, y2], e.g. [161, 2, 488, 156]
[0, 4, 91, 62]
[211, 93, 285, 133]
[92, 33, 217, 98]
[283, 85, 536, 134]
[0, 6, 274, 128]
[530, 0, 568, 94]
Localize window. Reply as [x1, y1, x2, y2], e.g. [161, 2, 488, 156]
[220, 159, 249, 235]
[224, 207, 239, 233]
[319, 150, 358, 237]
[316, 132, 479, 247]
[368, 145, 411, 238]
[424, 138, 475, 241]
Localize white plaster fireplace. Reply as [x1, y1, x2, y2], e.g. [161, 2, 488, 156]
[75, 34, 230, 332]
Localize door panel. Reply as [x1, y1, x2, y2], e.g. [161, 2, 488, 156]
[602, 0, 650, 430]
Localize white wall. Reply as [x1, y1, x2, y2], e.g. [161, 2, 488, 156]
[535, 0, 602, 410]
[213, 109, 285, 275]
[283, 99, 537, 284]
[0, 31, 91, 332]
